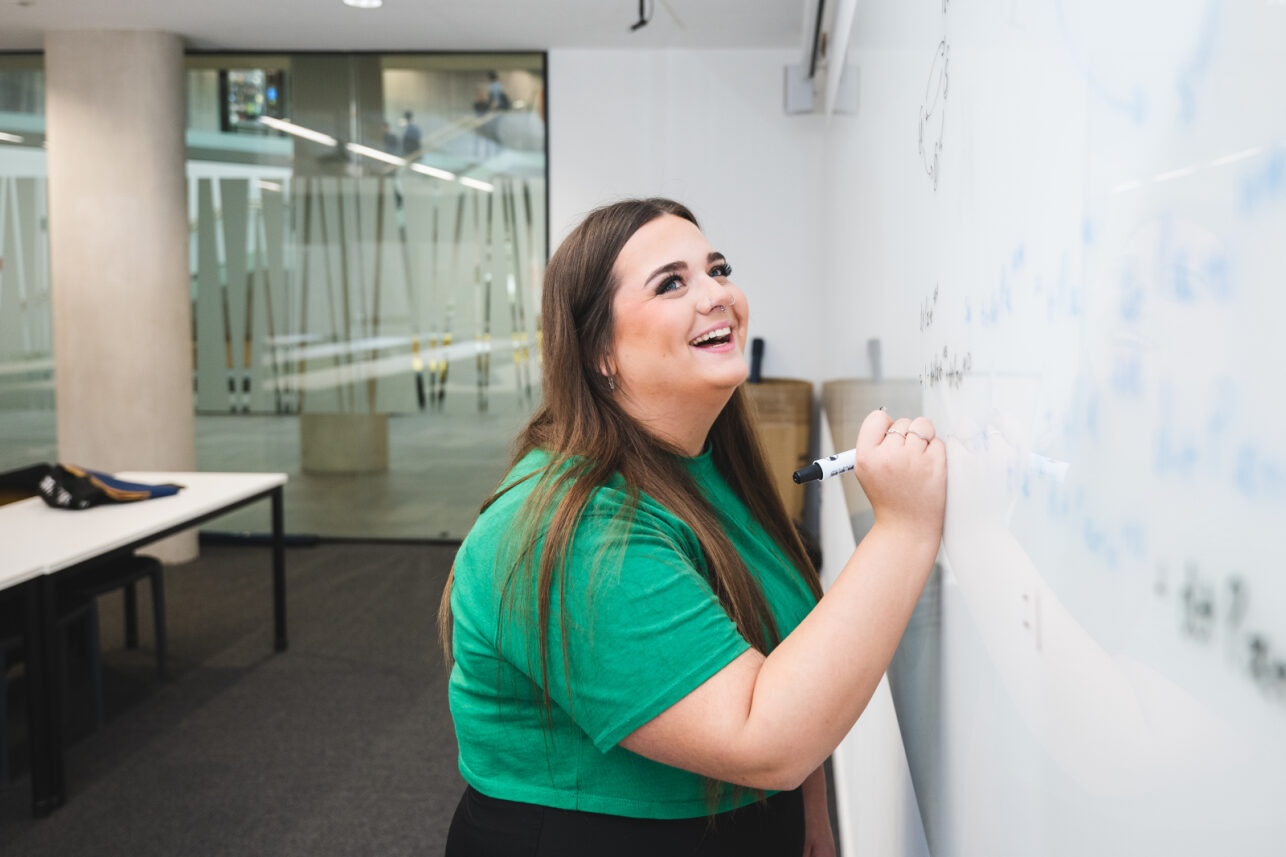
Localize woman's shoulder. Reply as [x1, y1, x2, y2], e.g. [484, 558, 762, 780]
[454, 449, 704, 587]
[470, 449, 684, 534]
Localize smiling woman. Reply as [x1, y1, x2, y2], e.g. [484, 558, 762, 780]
[438, 198, 947, 857]
[608, 213, 750, 456]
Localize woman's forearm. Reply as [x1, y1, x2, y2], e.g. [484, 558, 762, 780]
[737, 522, 939, 789]
[619, 414, 944, 792]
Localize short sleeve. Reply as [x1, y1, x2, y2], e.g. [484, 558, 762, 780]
[502, 499, 751, 754]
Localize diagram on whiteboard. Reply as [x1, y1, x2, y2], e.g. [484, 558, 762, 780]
[918, 39, 949, 190]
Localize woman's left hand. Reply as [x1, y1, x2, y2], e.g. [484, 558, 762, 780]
[801, 766, 837, 857]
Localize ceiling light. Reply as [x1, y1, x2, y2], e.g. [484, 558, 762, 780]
[0, 132, 25, 144]
[258, 116, 338, 147]
[410, 163, 456, 182]
[1210, 147, 1263, 168]
[343, 0, 383, 7]
[1152, 165, 1196, 183]
[459, 177, 494, 193]
[346, 142, 405, 166]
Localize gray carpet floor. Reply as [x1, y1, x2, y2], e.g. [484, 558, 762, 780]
[0, 541, 465, 856]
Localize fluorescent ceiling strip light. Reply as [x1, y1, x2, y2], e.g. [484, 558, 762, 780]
[343, 0, 383, 7]
[1152, 165, 1196, 183]
[256, 180, 283, 192]
[1110, 180, 1144, 194]
[0, 132, 25, 144]
[1209, 147, 1263, 168]
[459, 177, 495, 192]
[258, 116, 338, 147]
[410, 163, 457, 181]
[345, 142, 405, 166]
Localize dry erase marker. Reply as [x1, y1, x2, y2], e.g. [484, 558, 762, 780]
[793, 449, 856, 484]
[794, 406, 883, 484]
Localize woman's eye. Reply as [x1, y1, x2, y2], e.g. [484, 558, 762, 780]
[656, 275, 683, 295]
[710, 263, 733, 278]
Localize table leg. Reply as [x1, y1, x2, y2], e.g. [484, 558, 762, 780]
[25, 575, 65, 816]
[272, 486, 287, 652]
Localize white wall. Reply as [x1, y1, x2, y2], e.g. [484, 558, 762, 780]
[548, 48, 829, 383]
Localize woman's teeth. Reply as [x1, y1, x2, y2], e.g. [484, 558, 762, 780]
[690, 326, 731, 347]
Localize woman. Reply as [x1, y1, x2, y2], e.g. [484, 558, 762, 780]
[441, 199, 946, 856]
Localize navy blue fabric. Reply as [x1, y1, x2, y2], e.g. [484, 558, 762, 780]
[83, 469, 182, 499]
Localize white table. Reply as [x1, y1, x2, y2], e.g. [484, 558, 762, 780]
[0, 471, 287, 817]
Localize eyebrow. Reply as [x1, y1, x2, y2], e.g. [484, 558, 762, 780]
[643, 251, 727, 288]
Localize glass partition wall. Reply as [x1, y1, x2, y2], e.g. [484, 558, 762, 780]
[188, 53, 548, 539]
[0, 57, 54, 474]
[0, 53, 548, 539]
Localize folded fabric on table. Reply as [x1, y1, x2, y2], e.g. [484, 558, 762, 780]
[37, 464, 185, 510]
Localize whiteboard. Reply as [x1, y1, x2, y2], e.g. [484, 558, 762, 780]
[832, 2, 1286, 855]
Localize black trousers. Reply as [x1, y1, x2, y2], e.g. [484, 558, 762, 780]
[445, 785, 805, 857]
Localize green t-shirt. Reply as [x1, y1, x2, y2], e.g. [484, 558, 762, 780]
[447, 446, 818, 819]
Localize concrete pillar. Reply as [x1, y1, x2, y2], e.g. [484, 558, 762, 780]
[45, 31, 197, 563]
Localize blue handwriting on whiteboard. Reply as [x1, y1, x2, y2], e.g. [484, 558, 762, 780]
[1235, 445, 1286, 504]
[1241, 149, 1286, 212]
[1155, 425, 1199, 479]
[1111, 352, 1143, 398]
[1118, 268, 1144, 323]
[1174, 0, 1219, 123]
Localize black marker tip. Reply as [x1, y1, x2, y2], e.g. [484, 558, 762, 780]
[793, 463, 823, 484]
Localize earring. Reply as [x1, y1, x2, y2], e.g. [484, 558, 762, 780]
[608, 375, 615, 392]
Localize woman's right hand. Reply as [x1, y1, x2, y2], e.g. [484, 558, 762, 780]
[853, 409, 947, 542]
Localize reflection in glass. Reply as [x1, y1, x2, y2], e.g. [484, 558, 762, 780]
[0, 59, 54, 472]
[186, 53, 548, 539]
[222, 68, 287, 133]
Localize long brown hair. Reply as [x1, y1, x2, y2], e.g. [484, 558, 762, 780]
[438, 198, 821, 794]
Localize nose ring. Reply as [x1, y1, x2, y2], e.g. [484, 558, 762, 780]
[711, 295, 736, 313]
